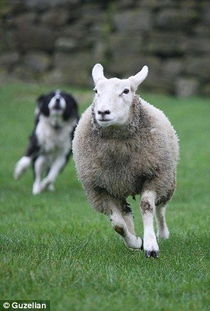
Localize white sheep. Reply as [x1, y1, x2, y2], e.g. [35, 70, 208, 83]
[72, 64, 179, 258]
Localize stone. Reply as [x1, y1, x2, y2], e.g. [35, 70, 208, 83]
[107, 37, 163, 78]
[145, 33, 188, 56]
[23, 52, 51, 73]
[40, 9, 69, 27]
[55, 38, 78, 52]
[108, 34, 143, 71]
[13, 65, 37, 81]
[0, 69, 18, 84]
[107, 55, 161, 79]
[0, 52, 19, 69]
[80, 5, 106, 24]
[180, 0, 197, 9]
[113, 10, 152, 32]
[1, 0, 210, 96]
[162, 59, 183, 78]
[7, 0, 26, 12]
[175, 77, 199, 97]
[180, 0, 199, 10]
[93, 41, 108, 63]
[188, 38, 210, 54]
[12, 12, 37, 27]
[114, 0, 136, 9]
[109, 34, 143, 57]
[139, 0, 178, 8]
[193, 25, 210, 37]
[91, 22, 111, 39]
[201, 83, 210, 96]
[62, 25, 86, 41]
[62, 24, 96, 49]
[156, 9, 197, 30]
[15, 25, 57, 52]
[202, 3, 210, 26]
[53, 52, 93, 86]
[145, 74, 173, 94]
[23, 0, 79, 10]
[0, 30, 18, 51]
[184, 57, 210, 80]
[42, 69, 64, 85]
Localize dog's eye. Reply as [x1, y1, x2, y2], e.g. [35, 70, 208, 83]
[123, 89, 129, 94]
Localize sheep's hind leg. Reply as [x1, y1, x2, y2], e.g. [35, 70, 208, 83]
[140, 190, 159, 258]
[156, 205, 170, 239]
[110, 205, 142, 250]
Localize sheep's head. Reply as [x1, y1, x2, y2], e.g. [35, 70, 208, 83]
[92, 63, 148, 128]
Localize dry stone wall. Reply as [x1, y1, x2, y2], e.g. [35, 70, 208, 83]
[0, 0, 210, 96]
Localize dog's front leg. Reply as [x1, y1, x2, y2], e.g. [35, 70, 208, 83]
[32, 156, 46, 195]
[40, 156, 66, 191]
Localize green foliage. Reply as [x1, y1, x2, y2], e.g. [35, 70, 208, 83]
[0, 84, 209, 311]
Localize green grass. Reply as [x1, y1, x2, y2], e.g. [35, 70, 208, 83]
[0, 83, 209, 311]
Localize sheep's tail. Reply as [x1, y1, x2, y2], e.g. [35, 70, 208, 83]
[14, 156, 32, 180]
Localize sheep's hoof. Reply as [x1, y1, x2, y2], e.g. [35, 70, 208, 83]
[145, 250, 159, 258]
[125, 237, 143, 251]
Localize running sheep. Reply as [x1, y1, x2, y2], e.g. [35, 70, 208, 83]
[72, 64, 179, 258]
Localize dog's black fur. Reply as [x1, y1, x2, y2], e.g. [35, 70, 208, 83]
[14, 90, 79, 194]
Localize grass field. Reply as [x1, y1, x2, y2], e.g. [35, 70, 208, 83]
[0, 83, 209, 311]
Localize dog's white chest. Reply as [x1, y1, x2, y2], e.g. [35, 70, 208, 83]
[36, 119, 70, 154]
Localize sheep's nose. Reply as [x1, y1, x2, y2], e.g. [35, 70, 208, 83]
[98, 110, 111, 116]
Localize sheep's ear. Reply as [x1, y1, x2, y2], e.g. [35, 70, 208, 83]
[129, 66, 149, 91]
[92, 63, 105, 84]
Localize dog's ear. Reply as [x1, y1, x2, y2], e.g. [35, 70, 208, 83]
[37, 94, 49, 117]
[63, 94, 78, 121]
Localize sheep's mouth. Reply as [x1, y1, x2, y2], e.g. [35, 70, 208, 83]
[97, 118, 115, 127]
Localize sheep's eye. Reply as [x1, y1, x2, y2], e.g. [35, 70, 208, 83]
[94, 88, 98, 94]
[123, 89, 129, 94]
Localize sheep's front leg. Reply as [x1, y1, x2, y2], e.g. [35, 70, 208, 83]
[121, 202, 136, 235]
[109, 203, 142, 250]
[86, 190, 142, 250]
[140, 190, 159, 258]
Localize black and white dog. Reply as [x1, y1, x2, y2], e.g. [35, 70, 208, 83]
[14, 90, 79, 194]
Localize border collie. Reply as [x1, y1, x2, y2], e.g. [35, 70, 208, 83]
[14, 90, 79, 194]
